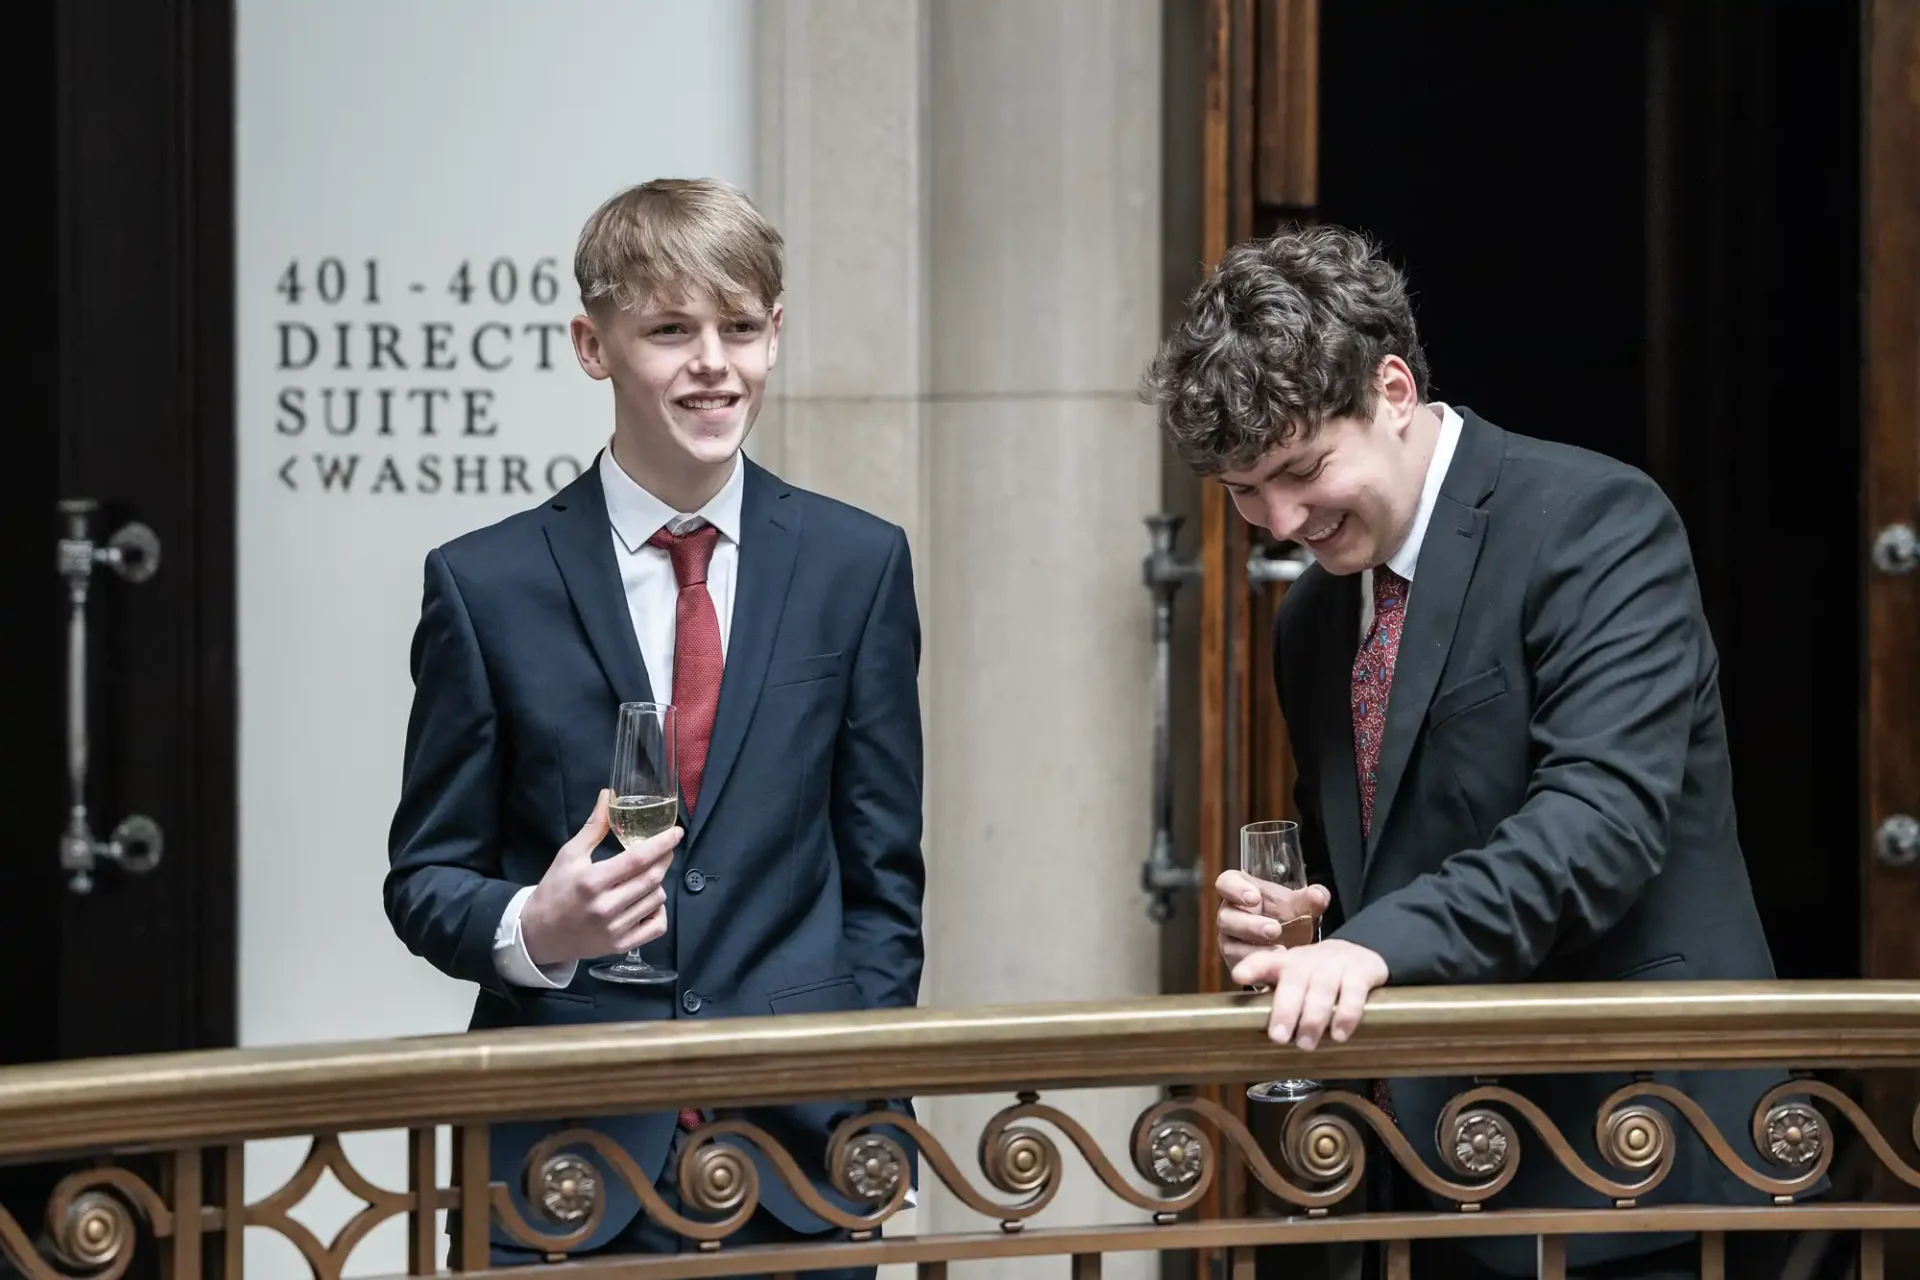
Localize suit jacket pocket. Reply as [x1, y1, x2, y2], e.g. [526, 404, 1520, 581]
[767, 974, 862, 1015]
[476, 986, 599, 1030]
[1429, 665, 1509, 728]
[766, 651, 846, 688]
[1613, 953, 1687, 981]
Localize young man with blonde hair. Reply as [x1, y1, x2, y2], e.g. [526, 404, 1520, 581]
[386, 179, 923, 1275]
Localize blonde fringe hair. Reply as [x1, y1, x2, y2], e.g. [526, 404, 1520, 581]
[573, 178, 784, 316]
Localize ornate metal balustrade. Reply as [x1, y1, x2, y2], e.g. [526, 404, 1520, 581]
[2, 982, 1919, 1280]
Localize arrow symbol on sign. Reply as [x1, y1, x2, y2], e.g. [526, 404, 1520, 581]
[279, 456, 299, 491]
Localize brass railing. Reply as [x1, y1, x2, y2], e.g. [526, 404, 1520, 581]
[2, 982, 1919, 1280]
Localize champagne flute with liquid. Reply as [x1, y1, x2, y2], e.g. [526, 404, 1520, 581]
[589, 701, 680, 985]
[1241, 819, 1323, 1103]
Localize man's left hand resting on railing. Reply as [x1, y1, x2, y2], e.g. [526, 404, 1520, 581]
[1212, 875, 1388, 1050]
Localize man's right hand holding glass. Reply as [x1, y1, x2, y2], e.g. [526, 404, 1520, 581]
[1215, 870, 1330, 968]
[521, 788, 683, 968]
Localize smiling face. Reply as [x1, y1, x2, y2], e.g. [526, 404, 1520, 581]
[1216, 356, 1435, 576]
[570, 288, 782, 507]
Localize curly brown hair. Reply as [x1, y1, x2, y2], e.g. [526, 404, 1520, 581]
[1141, 224, 1430, 475]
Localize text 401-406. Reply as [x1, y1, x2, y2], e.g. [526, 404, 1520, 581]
[274, 453, 586, 496]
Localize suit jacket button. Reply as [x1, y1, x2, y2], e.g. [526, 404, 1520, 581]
[681, 990, 703, 1014]
[684, 869, 707, 893]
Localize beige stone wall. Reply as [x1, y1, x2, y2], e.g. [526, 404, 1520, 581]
[753, 3, 1164, 1276]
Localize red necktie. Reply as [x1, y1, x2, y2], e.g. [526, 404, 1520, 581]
[647, 524, 724, 814]
[1351, 566, 1409, 839]
[1350, 565, 1408, 1125]
[650, 523, 721, 1132]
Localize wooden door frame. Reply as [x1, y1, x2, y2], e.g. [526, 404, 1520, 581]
[1197, 0, 1321, 1005]
[1193, 0, 1250, 1241]
[1193, 0, 1321, 1240]
[1862, 0, 1919, 1212]
[1862, 0, 1918, 982]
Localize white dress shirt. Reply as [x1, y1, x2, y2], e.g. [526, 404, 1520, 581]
[491, 447, 745, 988]
[1360, 403, 1464, 638]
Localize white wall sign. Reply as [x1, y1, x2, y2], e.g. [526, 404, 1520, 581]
[266, 253, 584, 497]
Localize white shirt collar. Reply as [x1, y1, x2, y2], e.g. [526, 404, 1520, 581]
[599, 444, 745, 553]
[1382, 403, 1463, 581]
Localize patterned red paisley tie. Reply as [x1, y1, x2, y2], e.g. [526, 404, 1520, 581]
[1351, 565, 1409, 1124]
[1352, 566, 1409, 839]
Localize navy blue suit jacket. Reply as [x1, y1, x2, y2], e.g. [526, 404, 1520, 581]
[384, 455, 925, 1249]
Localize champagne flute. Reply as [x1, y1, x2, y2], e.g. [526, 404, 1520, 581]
[1241, 820, 1323, 1103]
[589, 702, 680, 986]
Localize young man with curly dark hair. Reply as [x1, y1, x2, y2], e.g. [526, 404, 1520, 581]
[1145, 226, 1794, 1279]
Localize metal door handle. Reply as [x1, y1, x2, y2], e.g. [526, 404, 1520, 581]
[1141, 515, 1201, 921]
[1136, 522, 1316, 921]
[57, 499, 164, 894]
[1876, 815, 1920, 869]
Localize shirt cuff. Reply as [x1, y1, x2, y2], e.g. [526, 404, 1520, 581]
[492, 885, 579, 989]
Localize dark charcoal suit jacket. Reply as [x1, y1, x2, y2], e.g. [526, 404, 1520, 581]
[384, 455, 924, 1254]
[1276, 409, 1793, 1274]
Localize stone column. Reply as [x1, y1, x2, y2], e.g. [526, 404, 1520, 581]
[750, 5, 934, 1262]
[748, 0, 931, 554]
[921, 3, 1163, 1275]
[754, 4, 1163, 1275]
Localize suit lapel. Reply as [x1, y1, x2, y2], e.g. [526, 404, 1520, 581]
[1364, 411, 1504, 869]
[543, 457, 654, 707]
[683, 459, 800, 845]
[1312, 570, 1367, 912]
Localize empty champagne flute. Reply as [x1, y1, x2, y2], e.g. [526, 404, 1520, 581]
[589, 702, 680, 986]
[1241, 819, 1323, 1103]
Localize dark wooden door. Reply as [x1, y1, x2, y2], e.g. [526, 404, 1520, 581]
[2, 0, 235, 1240]
[1862, 0, 1920, 1224]
[2, 0, 235, 1068]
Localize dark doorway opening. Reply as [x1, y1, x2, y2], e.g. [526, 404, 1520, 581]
[1308, 0, 1863, 985]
